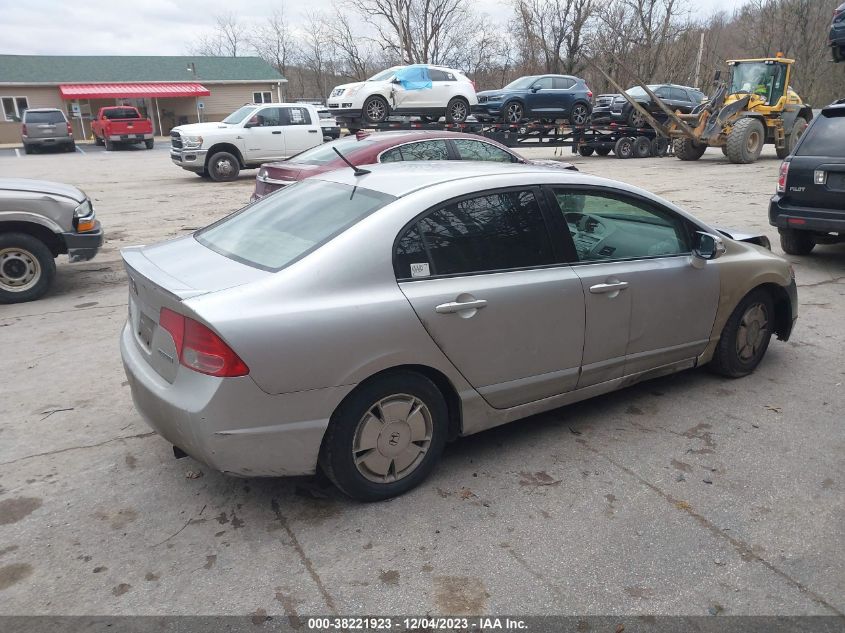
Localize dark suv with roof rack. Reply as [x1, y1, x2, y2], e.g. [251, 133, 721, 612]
[769, 99, 845, 255]
[592, 84, 706, 128]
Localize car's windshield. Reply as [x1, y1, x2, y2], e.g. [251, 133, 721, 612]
[729, 62, 786, 104]
[368, 68, 401, 82]
[102, 108, 139, 120]
[196, 180, 396, 271]
[796, 112, 845, 157]
[223, 106, 258, 125]
[625, 86, 658, 98]
[503, 76, 537, 90]
[25, 110, 65, 123]
[288, 136, 378, 165]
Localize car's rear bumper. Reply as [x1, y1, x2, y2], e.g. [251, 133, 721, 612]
[321, 126, 341, 138]
[120, 323, 354, 477]
[62, 223, 103, 262]
[170, 148, 208, 171]
[251, 177, 290, 202]
[109, 133, 153, 141]
[22, 136, 74, 146]
[769, 195, 845, 234]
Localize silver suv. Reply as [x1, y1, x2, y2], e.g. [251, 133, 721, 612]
[21, 108, 75, 154]
[0, 179, 103, 303]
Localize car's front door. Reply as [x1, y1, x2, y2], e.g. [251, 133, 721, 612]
[395, 188, 586, 409]
[279, 106, 321, 156]
[525, 77, 556, 115]
[548, 187, 720, 388]
[244, 107, 286, 160]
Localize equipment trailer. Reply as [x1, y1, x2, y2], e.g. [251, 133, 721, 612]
[347, 119, 671, 158]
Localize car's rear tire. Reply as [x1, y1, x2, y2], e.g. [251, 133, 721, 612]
[628, 108, 647, 128]
[362, 95, 389, 124]
[94, 134, 104, 146]
[651, 137, 669, 157]
[779, 228, 815, 255]
[634, 136, 652, 158]
[23, 145, 32, 155]
[0, 232, 56, 304]
[578, 146, 595, 157]
[104, 138, 115, 151]
[569, 102, 590, 126]
[725, 117, 765, 164]
[445, 98, 469, 123]
[776, 117, 808, 159]
[319, 371, 449, 501]
[145, 139, 154, 149]
[709, 288, 774, 378]
[674, 137, 707, 161]
[207, 151, 240, 182]
[614, 137, 634, 159]
[66, 142, 76, 153]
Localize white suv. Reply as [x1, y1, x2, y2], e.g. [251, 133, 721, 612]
[327, 65, 477, 126]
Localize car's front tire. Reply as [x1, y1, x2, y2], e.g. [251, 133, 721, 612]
[779, 228, 815, 255]
[0, 232, 56, 304]
[207, 151, 240, 182]
[709, 288, 774, 378]
[362, 95, 389, 124]
[319, 371, 449, 501]
[503, 101, 524, 124]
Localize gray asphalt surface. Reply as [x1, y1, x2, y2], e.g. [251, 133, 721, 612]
[0, 145, 843, 618]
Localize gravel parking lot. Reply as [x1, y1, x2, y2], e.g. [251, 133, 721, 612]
[0, 144, 843, 619]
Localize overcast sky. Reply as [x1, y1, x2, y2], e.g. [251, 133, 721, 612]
[1, 0, 742, 57]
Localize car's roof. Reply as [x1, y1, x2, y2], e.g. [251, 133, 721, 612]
[822, 99, 845, 114]
[24, 108, 63, 112]
[312, 161, 583, 197]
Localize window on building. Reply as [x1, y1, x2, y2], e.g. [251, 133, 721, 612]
[2, 96, 29, 122]
[253, 91, 273, 104]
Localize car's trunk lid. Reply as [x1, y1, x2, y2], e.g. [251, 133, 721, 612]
[122, 236, 270, 382]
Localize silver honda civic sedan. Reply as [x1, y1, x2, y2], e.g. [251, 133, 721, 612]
[121, 162, 797, 500]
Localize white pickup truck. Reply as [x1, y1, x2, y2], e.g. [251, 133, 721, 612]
[169, 103, 324, 181]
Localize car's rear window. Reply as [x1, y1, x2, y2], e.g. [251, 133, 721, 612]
[289, 136, 377, 165]
[797, 112, 845, 157]
[196, 180, 395, 271]
[25, 110, 65, 123]
[102, 108, 140, 120]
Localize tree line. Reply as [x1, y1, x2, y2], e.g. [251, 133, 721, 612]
[191, 0, 845, 107]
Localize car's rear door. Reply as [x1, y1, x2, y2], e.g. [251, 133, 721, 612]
[785, 109, 845, 211]
[279, 106, 322, 156]
[395, 187, 585, 409]
[546, 187, 720, 388]
[552, 77, 577, 117]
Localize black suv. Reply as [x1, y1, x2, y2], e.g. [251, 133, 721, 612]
[769, 100, 845, 255]
[592, 84, 706, 128]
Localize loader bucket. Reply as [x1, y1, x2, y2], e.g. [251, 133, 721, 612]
[701, 95, 750, 142]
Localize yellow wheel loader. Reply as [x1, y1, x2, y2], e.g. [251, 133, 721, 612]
[671, 56, 813, 164]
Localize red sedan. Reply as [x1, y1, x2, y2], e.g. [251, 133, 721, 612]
[251, 130, 576, 200]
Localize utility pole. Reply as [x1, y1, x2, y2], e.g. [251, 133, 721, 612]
[693, 31, 705, 89]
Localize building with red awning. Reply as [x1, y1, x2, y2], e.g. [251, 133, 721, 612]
[0, 55, 287, 143]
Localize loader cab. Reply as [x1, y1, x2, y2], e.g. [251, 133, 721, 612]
[726, 58, 793, 110]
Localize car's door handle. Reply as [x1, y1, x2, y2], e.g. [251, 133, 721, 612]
[435, 299, 488, 314]
[272, 130, 282, 134]
[308, 129, 319, 133]
[589, 282, 629, 294]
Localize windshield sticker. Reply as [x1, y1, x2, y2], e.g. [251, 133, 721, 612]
[410, 262, 430, 278]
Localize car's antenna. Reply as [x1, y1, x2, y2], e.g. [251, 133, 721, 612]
[333, 147, 370, 176]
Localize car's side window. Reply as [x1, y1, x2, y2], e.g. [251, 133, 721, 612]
[381, 140, 450, 163]
[669, 88, 688, 101]
[532, 77, 555, 90]
[394, 190, 555, 279]
[253, 107, 283, 127]
[552, 189, 691, 263]
[283, 106, 312, 125]
[452, 139, 515, 163]
[654, 87, 671, 99]
[429, 69, 455, 82]
[553, 77, 575, 89]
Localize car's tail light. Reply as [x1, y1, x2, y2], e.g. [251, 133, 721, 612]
[586, 88, 593, 100]
[777, 161, 789, 193]
[67, 122, 73, 135]
[159, 308, 249, 377]
[21, 124, 27, 136]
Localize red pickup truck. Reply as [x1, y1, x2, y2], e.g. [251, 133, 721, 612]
[91, 106, 154, 150]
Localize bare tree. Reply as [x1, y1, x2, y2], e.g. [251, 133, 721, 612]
[251, 9, 295, 75]
[511, 0, 595, 75]
[327, 7, 377, 81]
[301, 12, 337, 99]
[190, 13, 248, 57]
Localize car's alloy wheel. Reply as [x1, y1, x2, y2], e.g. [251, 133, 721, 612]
[363, 96, 389, 123]
[629, 109, 647, 128]
[570, 104, 589, 126]
[208, 151, 240, 181]
[446, 99, 468, 123]
[505, 102, 524, 124]
[352, 394, 433, 483]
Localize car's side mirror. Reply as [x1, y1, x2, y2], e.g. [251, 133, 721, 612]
[693, 231, 726, 262]
[244, 119, 258, 128]
[391, 78, 402, 84]
[530, 86, 541, 93]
